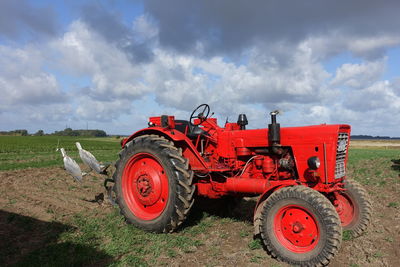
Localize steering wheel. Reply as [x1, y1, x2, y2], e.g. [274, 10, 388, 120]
[189, 104, 210, 126]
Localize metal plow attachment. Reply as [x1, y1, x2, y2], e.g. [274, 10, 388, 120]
[58, 144, 116, 206]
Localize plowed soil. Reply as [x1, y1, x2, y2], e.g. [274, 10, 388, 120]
[1, 166, 399, 266]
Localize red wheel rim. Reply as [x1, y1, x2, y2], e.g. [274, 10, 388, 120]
[122, 153, 169, 220]
[274, 205, 320, 253]
[334, 193, 356, 227]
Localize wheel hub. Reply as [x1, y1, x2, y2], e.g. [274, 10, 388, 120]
[133, 170, 162, 206]
[274, 205, 319, 253]
[137, 175, 152, 197]
[292, 222, 304, 233]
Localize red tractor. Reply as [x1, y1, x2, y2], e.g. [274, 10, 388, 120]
[111, 104, 371, 266]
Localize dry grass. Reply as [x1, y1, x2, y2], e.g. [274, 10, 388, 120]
[350, 139, 400, 149]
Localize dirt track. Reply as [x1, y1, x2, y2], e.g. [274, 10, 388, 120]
[1, 167, 399, 266]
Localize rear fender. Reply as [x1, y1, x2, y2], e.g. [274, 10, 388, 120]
[122, 128, 208, 170]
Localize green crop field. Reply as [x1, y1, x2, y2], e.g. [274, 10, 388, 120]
[1, 138, 399, 266]
[0, 136, 121, 171]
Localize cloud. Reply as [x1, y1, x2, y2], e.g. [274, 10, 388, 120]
[0, 102, 73, 132]
[144, 0, 400, 59]
[306, 34, 400, 60]
[76, 96, 132, 122]
[0, 0, 58, 40]
[80, 3, 153, 63]
[52, 21, 148, 101]
[331, 60, 385, 89]
[46, 16, 400, 136]
[0, 45, 66, 106]
[132, 15, 159, 42]
[1, 1, 400, 136]
[144, 41, 331, 115]
[343, 80, 400, 112]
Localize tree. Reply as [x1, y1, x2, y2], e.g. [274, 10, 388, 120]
[34, 130, 44, 136]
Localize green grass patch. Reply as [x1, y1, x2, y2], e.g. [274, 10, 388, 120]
[347, 148, 399, 186]
[372, 251, 384, 258]
[342, 230, 353, 241]
[15, 209, 212, 266]
[0, 136, 120, 170]
[248, 239, 263, 250]
[250, 254, 266, 263]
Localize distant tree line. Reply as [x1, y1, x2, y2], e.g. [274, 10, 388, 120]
[0, 129, 28, 136]
[0, 128, 107, 137]
[52, 128, 107, 137]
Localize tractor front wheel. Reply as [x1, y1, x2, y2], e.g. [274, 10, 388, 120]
[113, 135, 195, 233]
[333, 180, 372, 238]
[259, 186, 342, 266]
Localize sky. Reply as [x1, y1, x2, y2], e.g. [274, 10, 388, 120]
[1, 0, 400, 136]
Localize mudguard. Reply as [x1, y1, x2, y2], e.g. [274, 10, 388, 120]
[122, 127, 208, 170]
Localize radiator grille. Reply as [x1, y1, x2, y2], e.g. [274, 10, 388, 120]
[335, 133, 349, 179]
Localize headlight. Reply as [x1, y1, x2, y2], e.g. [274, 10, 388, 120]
[307, 156, 320, 170]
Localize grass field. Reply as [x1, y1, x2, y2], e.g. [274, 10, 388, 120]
[1, 137, 399, 266]
[0, 136, 121, 171]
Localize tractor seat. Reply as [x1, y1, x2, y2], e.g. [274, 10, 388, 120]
[174, 120, 209, 139]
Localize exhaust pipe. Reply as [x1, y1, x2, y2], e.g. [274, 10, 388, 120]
[268, 110, 282, 154]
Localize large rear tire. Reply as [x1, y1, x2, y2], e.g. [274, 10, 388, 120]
[333, 179, 372, 238]
[113, 135, 195, 233]
[259, 186, 342, 266]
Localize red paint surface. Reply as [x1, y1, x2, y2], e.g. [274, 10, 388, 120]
[122, 115, 350, 198]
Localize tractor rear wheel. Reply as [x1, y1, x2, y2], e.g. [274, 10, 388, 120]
[259, 186, 342, 266]
[333, 180, 372, 238]
[113, 135, 195, 233]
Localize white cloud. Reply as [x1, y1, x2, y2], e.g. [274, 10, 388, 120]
[306, 34, 400, 60]
[132, 14, 159, 42]
[76, 96, 132, 121]
[142, 41, 331, 117]
[0, 45, 65, 106]
[331, 60, 385, 89]
[53, 21, 148, 101]
[348, 36, 400, 58]
[344, 80, 400, 112]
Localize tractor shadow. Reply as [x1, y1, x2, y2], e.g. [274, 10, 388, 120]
[184, 197, 257, 229]
[390, 159, 400, 172]
[0, 210, 113, 266]
[229, 198, 257, 223]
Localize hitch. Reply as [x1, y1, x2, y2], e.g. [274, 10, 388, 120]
[104, 178, 117, 206]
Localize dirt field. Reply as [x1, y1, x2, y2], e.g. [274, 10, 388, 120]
[1, 160, 399, 266]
